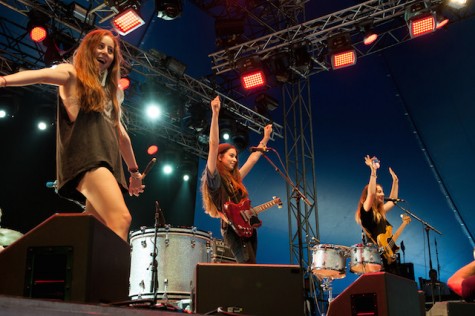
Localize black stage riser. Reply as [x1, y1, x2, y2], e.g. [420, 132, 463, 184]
[327, 272, 424, 316]
[427, 301, 475, 316]
[194, 263, 305, 316]
[0, 214, 130, 304]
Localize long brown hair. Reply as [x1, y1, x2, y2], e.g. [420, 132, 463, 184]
[73, 29, 124, 124]
[201, 144, 248, 218]
[354, 184, 385, 225]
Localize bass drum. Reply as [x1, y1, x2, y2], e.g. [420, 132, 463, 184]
[129, 226, 212, 301]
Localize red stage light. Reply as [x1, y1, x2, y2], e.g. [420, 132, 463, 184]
[409, 14, 436, 38]
[147, 145, 158, 155]
[363, 32, 378, 45]
[112, 8, 145, 36]
[240, 70, 266, 90]
[331, 50, 356, 70]
[30, 26, 47, 43]
[119, 77, 130, 90]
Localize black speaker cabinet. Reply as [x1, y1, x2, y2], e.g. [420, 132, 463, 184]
[327, 272, 422, 316]
[194, 263, 305, 316]
[0, 214, 130, 303]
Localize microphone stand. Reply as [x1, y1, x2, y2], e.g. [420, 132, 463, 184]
[394, 203, 442, 306]
[260, 150, 312, 269]
[151, 201, 161, 305]
[259, 149, 315, 316]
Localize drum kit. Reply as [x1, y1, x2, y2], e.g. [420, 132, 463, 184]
[310, 242, 383, 301]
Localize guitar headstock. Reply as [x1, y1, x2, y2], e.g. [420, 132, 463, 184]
[273, 196, 283, 208]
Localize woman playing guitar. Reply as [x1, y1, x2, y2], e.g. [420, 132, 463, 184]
[201, 96, 273, 263]
[354, 155, 411, 273]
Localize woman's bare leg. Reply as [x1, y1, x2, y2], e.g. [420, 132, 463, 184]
[77, 167, 131, 241]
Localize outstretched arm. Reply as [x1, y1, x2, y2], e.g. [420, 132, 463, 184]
[0, 64, 74, 88]
[118, 122, 144, 197]
[448, 260, 475, 297]
[240, 124, 273, 179]
[206, 96, 221, 175]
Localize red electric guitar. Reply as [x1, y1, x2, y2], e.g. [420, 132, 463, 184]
[223, 197, 283, 238]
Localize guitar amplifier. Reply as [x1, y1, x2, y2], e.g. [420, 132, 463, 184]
[211, 238, 236, 263]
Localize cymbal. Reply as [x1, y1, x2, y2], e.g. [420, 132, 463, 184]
[0, 228, 23, 246]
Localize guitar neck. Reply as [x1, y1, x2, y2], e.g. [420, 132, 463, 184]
[251, 200, 279, 215]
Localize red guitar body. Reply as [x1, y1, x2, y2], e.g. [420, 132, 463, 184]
[223, 197, 282, 238]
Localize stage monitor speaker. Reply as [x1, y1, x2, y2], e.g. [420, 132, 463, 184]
[327, 272, 423, 316]
[427, 301, 475, 316]
[0, 214, 130, 303]
[194, 263, 305, 316]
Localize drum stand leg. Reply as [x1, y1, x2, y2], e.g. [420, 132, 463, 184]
[320, 277, 334, 316]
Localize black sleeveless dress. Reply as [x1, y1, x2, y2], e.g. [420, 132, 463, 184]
[55, 95, 127, 206]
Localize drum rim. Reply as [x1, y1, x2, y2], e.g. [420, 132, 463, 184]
[130, 226, 212, 238]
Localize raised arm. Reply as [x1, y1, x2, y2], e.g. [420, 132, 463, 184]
[362, 155, 378, 212]
[383, 167, 399, 212]
[206, 96, 221, 175]
[240, 124, 273, 179]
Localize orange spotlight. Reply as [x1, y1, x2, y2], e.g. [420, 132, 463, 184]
[119, 77, 130, 90]
[112, 8, 145, 36]
[147, 145, 158, 155]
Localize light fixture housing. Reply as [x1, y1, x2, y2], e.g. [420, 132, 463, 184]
[328, 33, 356, 70]
[27, 10, 49, 43]
[405, 2, 436, 38]
[156, 0, 183, 20]
[112, 8, 145, 36]
[237, 56, 266, 90]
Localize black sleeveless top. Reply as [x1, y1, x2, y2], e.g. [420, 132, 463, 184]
[55, 95, 127, 205]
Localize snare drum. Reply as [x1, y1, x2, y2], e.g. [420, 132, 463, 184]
[349, 243, 382, 274]
[129, 226, 212, 301]
[311, 244, 349, 279]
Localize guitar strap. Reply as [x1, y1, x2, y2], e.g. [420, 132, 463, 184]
[362, 226, 378, 245]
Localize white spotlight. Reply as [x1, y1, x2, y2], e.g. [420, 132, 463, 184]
[146, 104, 162, 120]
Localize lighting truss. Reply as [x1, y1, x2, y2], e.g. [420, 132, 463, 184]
[208, 0, 444, 76]
[0, 0, 283, 159]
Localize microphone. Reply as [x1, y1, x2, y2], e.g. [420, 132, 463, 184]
[384, 197, 405, 203]
[249, 146, 270, 153]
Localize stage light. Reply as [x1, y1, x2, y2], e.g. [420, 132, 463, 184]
[447, 0, 467, 9]
[27, 10, 49, 43]
[112, 8, 145, 36]
[436, 14, 449, 29]
[147, 145, 158, 155]
[145, 104, 162, 120]
[328, 33, 356, 70]
[255, 93, 278, 117]
[291, 42, 312, 76]
[156, 0, 183, 20]
[215, 18, 244, 47]
[165, 57, 186, 77]
[119, 77, 130, 90]
[268, 50, 292, 83]
[405, 2, 436, 38]
[237, 56, 266, 90]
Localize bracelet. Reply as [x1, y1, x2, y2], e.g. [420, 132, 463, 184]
[0, 76, 6, 88]
[130, 172, 142, 180]
[371, 174, 377, 178]
[128, 167, 139, 173]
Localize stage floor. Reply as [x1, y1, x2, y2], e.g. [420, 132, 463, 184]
[0, 295, 206, 316]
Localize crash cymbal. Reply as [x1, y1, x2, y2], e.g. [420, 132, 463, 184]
[0, 228, 23, 246]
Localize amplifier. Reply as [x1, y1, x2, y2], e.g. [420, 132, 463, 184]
[211, 238, 236, 263]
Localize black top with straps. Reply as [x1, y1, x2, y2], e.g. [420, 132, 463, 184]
[55, 95, 127, 205]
